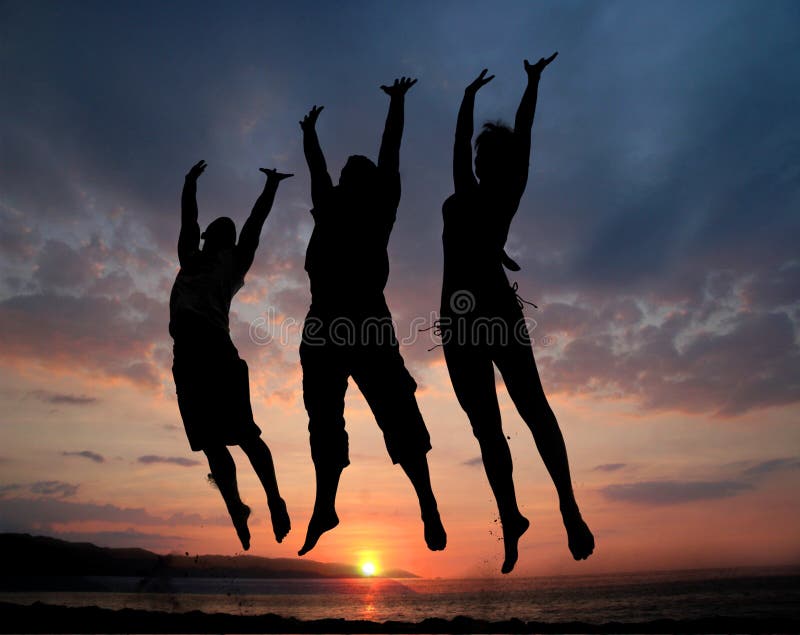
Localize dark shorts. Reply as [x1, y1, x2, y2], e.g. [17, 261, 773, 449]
[300, 314, 431, 469]
[171, 332, 261, 452]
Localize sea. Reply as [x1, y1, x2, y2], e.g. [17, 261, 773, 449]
[1, 567, 798, 624]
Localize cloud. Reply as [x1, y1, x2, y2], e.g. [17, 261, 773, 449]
[63, 450, 105, 464]
[462, 457, 483, 467]
[592, 463, 628, 472]
[0, 0, 798, 422]
[29, 481, 79, 498]
[137, 455, 201, 467]
[741, 458, 800, 478]
[0, 291, 165, 389]
[0, 497, 226, 532]
[600, 480, 752, 505]
[34, 391, 98, 406]
[0, 484, 22, 498]
[33, 239, 97, 291]
[539, 305, 800, 417]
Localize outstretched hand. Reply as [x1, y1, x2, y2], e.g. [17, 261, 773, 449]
[380, 76, 417, 98]
[524, 52, 558, 78]
[300, 105, 324, 132]
[186, 160, 207, 181]
[465, 69, 495, 95]
[259, 168, 294, 183]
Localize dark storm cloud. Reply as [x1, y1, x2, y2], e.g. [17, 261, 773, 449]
[63, 450, 105, 464]
[600, 480, 752, 505]
[137, 455, 202, 467]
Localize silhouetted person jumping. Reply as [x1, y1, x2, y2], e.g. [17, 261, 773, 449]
[297, 77, 446, 556]
[169, 160, 292, 550]
[440, 56, 594, 573]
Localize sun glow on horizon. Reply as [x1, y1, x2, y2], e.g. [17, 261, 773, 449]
[361, 561, 377, 576]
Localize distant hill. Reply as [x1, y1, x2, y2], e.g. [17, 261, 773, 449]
[0, 533, 417, 581]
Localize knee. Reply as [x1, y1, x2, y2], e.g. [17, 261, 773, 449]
[467, 412, 504, 444]
[204, 446, 234, 473]
[240, 436, 268, 456]
[519, 400, 557, 432]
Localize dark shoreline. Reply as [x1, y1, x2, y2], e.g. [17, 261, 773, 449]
[1, 602, 798, 634]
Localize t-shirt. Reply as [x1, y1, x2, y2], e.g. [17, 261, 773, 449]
[169, 248, 245, 338]
[305, 169, 400, 316]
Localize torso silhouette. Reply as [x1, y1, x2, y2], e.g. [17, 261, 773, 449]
[305, 172, 399, 318]
[169, 249, 244, 338]
[441, 179, 523, 313]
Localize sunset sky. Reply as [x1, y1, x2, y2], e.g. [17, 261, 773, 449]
[1, 0, 798, 579]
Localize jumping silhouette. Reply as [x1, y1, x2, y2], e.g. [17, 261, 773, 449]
[297, 78, 446, 556]
[169, 160, 293, 550]
[440, 56, 594, 573]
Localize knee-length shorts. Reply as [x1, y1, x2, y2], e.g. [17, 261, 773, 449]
[172, 332, 261, 452]
[299, 317, 431, 470]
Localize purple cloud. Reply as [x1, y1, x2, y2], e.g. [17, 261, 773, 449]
[35, 391, 97, 406]
[742, 457, 800, 478]
[138, 455, 201, 467]
[600, 480, 752, 505]
[592, 463, 628, 472]
[63, 450, 105, 464]
[29, 481, 79, 498]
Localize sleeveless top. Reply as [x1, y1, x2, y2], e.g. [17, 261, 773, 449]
[441, 183, 522, 313]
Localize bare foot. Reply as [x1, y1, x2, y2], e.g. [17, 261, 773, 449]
[298, 508, 339, 556]
[422, 510, 447, 551]
[233, 504, 251, 551]
[562, 507, 594, 560]
[268, 498, 291, 543]
[500, 513, 530, 574]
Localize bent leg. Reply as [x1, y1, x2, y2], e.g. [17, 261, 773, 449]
[494, 334, 594, 560]
[443, 342, 529, 573]
[204, 446, 250, 550]
[240, 437, 290, 543]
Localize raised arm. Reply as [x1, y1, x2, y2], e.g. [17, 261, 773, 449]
[300, 106, 333, 208]
[378, 77, 417, 174]
[512, 53, 557, 190]
[236, 168, 293, 276]
[454, 69, 494, 193]
[178, 160, 206, 266]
